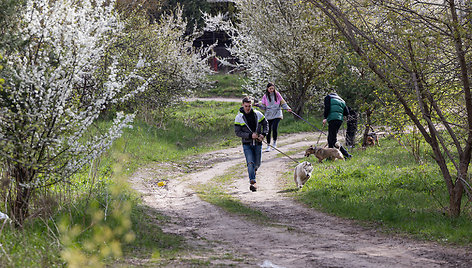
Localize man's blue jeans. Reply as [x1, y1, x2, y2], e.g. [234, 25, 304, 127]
[242, 144, 262, 182]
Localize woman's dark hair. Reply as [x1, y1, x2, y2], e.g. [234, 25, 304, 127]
[265, 82, 278, 102]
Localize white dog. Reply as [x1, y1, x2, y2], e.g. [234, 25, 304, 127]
[294, 161, 313, 188]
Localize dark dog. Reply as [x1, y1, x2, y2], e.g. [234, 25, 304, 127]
[305, 145, 344, 163]
[366, 132, 379, 146]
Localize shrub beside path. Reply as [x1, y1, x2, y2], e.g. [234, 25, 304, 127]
[129, 132, 472, 267]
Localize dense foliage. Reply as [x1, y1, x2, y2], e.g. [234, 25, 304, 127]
[310, 0, 472, 216]
[108, 8, 213, 124]
[204, 0, 336, 115]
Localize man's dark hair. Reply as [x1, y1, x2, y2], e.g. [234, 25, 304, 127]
[242, 96, 252, 104]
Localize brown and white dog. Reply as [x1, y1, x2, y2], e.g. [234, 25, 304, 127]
[304, 145, 344, 163]
[294, 161, 313, 188]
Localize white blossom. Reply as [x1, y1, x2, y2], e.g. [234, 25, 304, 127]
[204, 0, 335, 113]
[0, 0, 136, 187]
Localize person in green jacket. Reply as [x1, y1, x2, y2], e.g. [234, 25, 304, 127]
[322, 93, 353, 159]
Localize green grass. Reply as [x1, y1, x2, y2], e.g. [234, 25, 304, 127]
[0, 222, 63, 267]
[198, 73, 248, 97]
[277, 113, 325, 135]
[0, 179, 185, 267]
[110, 100, 242, 174]
[293, 137, 472, 245]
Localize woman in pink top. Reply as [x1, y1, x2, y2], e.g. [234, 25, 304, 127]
[258, 83, 291, 152]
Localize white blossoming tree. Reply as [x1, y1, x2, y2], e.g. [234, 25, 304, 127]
[109, 8, 213, 125]
[204, 0, 336, 115]
[0, 0, 138, 226]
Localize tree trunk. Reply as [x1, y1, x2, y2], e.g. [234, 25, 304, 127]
[10, 165, 32, 227]
[449, 182, 463, 217]
[361, 108, 372, 147]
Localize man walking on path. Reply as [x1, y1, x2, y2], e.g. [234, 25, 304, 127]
[235, 97, 268, 192]
[323, 92, 353, 159]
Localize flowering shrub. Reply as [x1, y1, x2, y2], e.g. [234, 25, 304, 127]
[0, 0, 138, 226]
[106, 8, 213, 125]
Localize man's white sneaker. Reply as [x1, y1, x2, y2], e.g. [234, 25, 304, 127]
[265, 146, 271, 152]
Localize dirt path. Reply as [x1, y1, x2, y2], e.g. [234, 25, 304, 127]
[129, 132, 472, 267]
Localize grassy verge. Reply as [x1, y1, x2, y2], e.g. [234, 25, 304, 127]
[292, 137, 472, 245]
[197, 73, 248, 97]
[0, 175, 185, 267]
[110, 100, 242, 174]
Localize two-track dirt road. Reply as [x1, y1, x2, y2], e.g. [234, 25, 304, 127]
[129, 132, 472, 267]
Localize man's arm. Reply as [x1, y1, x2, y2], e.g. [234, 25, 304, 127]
[235, 124, 251, 139]
[323, 95, 331, 119]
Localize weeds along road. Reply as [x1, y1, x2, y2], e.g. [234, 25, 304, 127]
[129, 132, 472, 267]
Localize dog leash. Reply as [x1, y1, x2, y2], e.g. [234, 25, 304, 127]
[286, 109, 327, 135]
[262, 140, 300, 164]
[316, 126, 324, 145]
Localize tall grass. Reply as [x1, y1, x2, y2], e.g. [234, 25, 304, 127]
[0, 155, 184, 267]
[295, 137, 472, 244]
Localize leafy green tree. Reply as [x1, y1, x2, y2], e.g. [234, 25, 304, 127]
[310, 0, 472, 217]
[330, 51, 386, 146]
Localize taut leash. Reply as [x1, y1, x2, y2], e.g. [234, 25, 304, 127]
[287, 109, 327, 135]
[262, 139, 300, 164]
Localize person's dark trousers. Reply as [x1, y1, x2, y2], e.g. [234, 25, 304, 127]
[266, 118, 281, 144]
[328, 119, 351, 157]
[327, 119, 342, 148]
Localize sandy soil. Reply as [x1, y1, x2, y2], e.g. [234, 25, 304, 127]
[128, 132, 472, 267]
